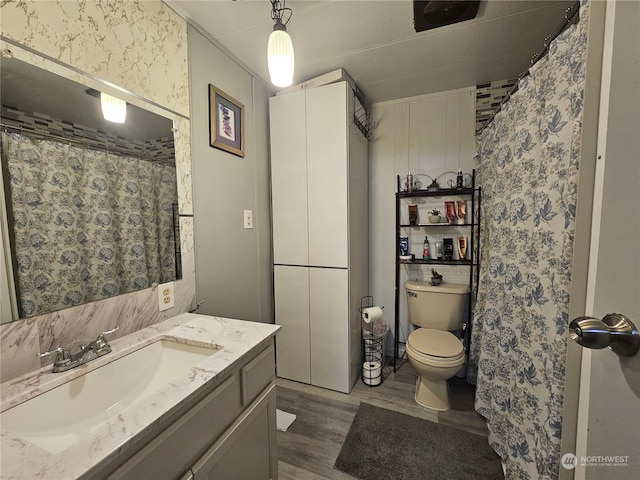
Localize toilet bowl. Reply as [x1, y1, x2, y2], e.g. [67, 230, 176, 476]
[406, 328, 465, 410]
[404, 281, 469, 411]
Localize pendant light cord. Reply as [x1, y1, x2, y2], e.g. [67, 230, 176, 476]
[270, 0, 292, 27]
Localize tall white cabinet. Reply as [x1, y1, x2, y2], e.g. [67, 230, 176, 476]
[270, 81, 368, 393]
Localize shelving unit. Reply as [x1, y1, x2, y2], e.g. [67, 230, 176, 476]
[393, 170, 481, 372]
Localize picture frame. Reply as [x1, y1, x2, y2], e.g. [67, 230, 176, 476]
[209, 84, 245, 157]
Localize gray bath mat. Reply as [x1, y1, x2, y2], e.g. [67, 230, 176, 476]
[334, 403, 503, 480]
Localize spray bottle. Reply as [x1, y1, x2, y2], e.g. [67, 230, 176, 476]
[422, 236, 431, 260]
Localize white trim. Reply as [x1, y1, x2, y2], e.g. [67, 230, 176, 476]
[573, 1, 617, 478]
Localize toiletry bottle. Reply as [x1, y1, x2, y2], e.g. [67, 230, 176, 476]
[422, 236, 431, 260]
[456, 170, 464, 189]
[406, 172, 413, 192]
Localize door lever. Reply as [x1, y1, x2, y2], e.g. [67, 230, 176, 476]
[569, 313, 639, 356]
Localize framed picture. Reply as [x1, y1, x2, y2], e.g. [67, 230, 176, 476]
[209, 85, 245, 157]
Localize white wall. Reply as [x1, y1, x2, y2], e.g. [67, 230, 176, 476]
[188, 25, 273, 324]
[368, 87, 476, 354]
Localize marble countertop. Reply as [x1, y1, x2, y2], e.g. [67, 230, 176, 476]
[0, 313, 280, 480]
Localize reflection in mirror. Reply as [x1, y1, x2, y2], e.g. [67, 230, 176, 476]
[0, 56, 181, 323]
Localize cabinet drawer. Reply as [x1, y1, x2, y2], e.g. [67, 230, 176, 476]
[107, 373, 242, 480]
[241, 345, 275, 406]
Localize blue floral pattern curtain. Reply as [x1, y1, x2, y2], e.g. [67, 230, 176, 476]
[468, 2, 589, 478]
[2, 132, 177, 317]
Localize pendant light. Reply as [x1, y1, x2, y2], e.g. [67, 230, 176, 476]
[267, 0, 294, 88]
[100, 92, 126, 123]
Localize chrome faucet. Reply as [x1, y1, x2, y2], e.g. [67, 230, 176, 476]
[37, 327, 119, 373]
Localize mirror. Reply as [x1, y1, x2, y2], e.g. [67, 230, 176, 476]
[1, 55, 181, 323]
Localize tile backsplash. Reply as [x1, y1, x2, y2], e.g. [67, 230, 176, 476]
[1, 105, 176, 163]
[475, 78, 517, 133]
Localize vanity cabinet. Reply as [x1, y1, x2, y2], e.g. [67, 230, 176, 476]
[93, 342, 277, 480]
[269, 81, 368, 393]
[185, 386, 276, 480]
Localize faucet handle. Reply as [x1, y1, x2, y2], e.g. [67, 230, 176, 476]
[100, 326, 119, 336]
[94, 326, 119, 354]
[37, 347, 72, 367]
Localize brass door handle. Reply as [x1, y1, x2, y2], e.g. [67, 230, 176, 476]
[569, 313, 639, 356]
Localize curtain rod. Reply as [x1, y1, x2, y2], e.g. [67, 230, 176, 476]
[0, 123, 175, 166]
[477, 1, 581, 135]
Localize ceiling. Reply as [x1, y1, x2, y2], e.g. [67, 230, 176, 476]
[165, 0, 575, 104]
[1, 56, 172, 141]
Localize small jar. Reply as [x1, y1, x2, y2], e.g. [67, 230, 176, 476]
[435, 241, 444, 259]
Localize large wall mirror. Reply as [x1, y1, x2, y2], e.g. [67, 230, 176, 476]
[1, 54, 181, 324]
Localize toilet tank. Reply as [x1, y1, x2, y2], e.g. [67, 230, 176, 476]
[404, 281, 470, 330]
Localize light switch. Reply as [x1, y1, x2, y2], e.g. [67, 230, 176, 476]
[244, 209, 253, 229]
[158, 281, 175, 311]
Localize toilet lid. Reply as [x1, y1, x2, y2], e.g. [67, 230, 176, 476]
[408, 329, 464, 358]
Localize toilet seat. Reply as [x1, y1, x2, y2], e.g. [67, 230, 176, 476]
[407, 329, 464, 365]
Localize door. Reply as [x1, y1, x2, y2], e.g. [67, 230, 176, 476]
[306, 83, 349, 268]
[571, 2, 639, 478]
[190, 386, 277, 480]
[270, 90, 308, 266]
[273, 265, 310, 383]
[309, 267, 349, 392]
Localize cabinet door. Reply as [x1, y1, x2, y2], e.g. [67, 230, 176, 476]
[274, 265, 310, 383]
[269, 91, 308, 265]
[309, 267, 350, 392]
[106, 374, 242, 480]
[191, 386, 277, 480]
[306, 83, 349, 268]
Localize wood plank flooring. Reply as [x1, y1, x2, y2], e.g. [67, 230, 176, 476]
[276, 360, 489, 479]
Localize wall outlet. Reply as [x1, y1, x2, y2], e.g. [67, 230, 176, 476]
[158, 281, 175, 311]
[244, 209, 253, 229]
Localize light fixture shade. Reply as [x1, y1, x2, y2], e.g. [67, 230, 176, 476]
[100, 92, 126, 123]
[267, 28, 294, 88]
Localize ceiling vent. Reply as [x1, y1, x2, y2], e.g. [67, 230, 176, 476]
[413, 1, 480, 32]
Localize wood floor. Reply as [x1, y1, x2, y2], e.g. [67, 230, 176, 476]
[276, 360, 489, 480]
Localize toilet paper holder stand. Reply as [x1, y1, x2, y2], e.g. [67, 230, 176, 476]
[360, 296, 386, 387]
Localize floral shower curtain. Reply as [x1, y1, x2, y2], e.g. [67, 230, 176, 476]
[2, 131, 177, 318]
[468, 1, 589, 479]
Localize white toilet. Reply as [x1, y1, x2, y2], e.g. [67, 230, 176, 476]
[404, 280, 469, 411]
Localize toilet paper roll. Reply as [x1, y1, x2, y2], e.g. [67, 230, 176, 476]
[362, 361, 382, 386]
[362, 306, 383, 324]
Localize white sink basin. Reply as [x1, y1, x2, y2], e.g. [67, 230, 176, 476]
[0, 339, 219, 454]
